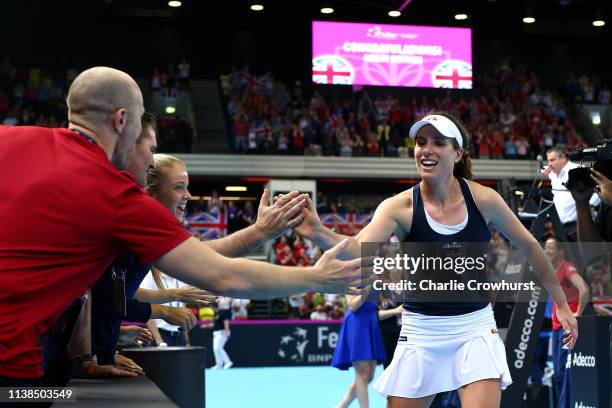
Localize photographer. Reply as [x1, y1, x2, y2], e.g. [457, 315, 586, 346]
[545, 146, 601, 241]
[571, 168, 612, 243]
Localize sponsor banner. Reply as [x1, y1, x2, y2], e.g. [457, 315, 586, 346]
[191, 320, 341, 367]
[570, 316, 612, 408]
[500, 269, 547, 408]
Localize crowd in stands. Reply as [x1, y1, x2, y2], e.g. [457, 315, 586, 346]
[0, 58, 69, 128]
[274, 232, 349, 321]
[0, 58, 194, 152]
[149, 58, 191, 94]
[148, 59, 195, 153]
[564, 72, 611, 106]
[223, 63, 608, 159]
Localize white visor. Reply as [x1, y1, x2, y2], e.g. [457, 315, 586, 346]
[408, 114, 463, 148]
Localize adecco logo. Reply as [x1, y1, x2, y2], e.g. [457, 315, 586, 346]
[513, 287, 541, 369]
[574, 402, 596, 408]
[572, 352, 596, 368]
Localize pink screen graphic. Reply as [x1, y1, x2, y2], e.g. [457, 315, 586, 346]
[312, 21, 472, 89]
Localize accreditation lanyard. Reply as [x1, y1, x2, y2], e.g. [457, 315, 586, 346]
[72, 129, 98, 145]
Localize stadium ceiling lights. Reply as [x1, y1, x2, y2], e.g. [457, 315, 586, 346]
[454, 13, 469, 20]
[388, 10, 401, 17]
[168, 0, 182, 7]
[250, 4, 264, 11]
[593, 10, 606, 26]
[225, 186, 248, 192]
[320, 7, 334, 14]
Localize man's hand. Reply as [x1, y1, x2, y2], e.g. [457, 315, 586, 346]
[119, 325, 153, 344]
[274, 195, 323, 240]
[76, 361, 138, 378]
[591, 168, 612, 204]
[312, 239, 363, 295]
[161, 306, 197, 331]
[255, 190, 309, 238]
[555, 303, 579, 349]
[172, 285, 217, 305]
[570, 186, 594, 204]
[114, 354, 145, 375]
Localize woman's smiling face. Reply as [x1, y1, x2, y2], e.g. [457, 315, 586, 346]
[413, 124, 462, 181]
[151, 163, 191, 222]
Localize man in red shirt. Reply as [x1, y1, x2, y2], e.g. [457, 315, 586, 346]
[544, 237, 590, 408]
[0, 67, 362, 385]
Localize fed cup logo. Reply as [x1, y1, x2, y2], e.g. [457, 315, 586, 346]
[278, 327, 309, 362]
[312, 55, 355, 85]
[431, 60, 473, 89]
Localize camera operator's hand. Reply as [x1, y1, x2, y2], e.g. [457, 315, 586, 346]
[591, 169, 612, 205]
[570, 186, 594, 204]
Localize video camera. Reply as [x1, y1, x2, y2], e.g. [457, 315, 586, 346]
[564, 139, 612, 191]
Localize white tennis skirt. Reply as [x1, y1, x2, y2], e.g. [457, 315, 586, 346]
[373, 304, 512, 399]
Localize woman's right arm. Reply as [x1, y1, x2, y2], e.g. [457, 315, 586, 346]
[295, 194, 408, 261]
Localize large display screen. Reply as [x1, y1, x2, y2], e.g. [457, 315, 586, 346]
[312, 21, 472, 89]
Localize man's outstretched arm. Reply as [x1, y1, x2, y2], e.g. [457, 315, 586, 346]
[155, 237, 363, 299]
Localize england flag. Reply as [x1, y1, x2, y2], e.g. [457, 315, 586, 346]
[312, 55, 355, 85]
[431, 60, 473, 89]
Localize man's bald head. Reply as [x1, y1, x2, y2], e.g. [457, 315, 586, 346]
[67, 67, 145, 170]
[67, 67, 141, 124]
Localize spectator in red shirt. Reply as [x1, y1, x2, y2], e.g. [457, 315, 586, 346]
[291, 123, 304, 154]
[233, 113, 248, 153]
[292, 235, 306, 261]
[544, 237, 590, 408]
[490, 130, 504, 159]
[477, 131, 490, 159]
[366, 133, 379, 157]
[0, 67, 362, 386]
[275, 236, 292, 265]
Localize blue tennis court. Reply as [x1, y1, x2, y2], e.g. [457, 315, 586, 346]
[206, 365, 387, 407]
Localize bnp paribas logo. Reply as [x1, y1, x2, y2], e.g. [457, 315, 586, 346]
[277, 327, 309, 362]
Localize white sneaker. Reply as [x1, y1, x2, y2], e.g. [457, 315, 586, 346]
[223, 362, 233, 369]
[211, 365, 222, 370]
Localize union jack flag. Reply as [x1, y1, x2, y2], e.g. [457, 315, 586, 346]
[241, 72, 269, 95]
[185, 211, 228, 240]
[320, 212, 373, 234]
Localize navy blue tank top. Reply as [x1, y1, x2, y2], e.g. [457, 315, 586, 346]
[402, 178, 491, 315]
